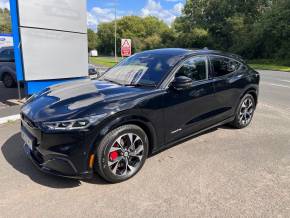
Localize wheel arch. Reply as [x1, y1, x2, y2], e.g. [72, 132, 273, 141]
[97, 115, 158, 155]
[241, 87, 258, 105]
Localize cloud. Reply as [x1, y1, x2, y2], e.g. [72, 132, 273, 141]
[87, 6, 119, 31]
[165, 0, 182, 2]
[88, 0, 184, 29]
[141, 0, 184, 25]
[173, 2, 183, 14]
[0, 0, 10, 9]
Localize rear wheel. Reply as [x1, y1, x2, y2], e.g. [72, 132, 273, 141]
[231, 94, 256, 129]
[2, 73, 16, 88]
[95, 125, 149, 183]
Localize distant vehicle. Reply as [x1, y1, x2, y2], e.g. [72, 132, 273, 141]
[89, 50, 98, 57]
[88, 64, 100, 77]
[21, 48, 260, 183]
[0, 46, 17, 88]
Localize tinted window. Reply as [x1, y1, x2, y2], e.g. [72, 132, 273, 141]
[101, 52, 182, 86]
[0, 49, 14, 61]
[210, 56, 241, 77]
[175, 56, 207, 81]
[0, 49, 10, 59]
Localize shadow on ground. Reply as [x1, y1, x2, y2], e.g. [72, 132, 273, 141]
[1, 132, 107, 188]
[1, 125, 235, 188]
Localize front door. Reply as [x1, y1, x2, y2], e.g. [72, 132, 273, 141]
[163, 56, 216, 144]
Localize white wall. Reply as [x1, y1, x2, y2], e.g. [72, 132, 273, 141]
[17, 0, 88, 81]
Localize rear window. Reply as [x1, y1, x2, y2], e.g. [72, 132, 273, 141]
[210, 56, 241, 77]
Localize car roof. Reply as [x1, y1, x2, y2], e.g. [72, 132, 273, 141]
[139, 48, 245, 63]
[139, 48, 192, 56]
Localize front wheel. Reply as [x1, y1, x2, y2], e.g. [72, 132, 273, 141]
[94, 125, 149, 183]
[230, 94, 256, 129]
[2, 73, 16, 88]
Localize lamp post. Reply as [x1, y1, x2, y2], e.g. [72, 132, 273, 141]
[114, 0, 117, 63]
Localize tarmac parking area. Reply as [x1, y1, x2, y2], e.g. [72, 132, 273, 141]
[0, 70, 289, 217]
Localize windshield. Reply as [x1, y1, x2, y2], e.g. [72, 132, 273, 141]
[100, 52, 182, 86]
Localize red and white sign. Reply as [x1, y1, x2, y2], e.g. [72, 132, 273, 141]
[121, 39, 132, 57]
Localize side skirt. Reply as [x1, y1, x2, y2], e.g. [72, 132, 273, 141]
[151, 116, 235, 155]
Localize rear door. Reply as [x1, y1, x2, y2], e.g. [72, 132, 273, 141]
[208, 55, 247, 121]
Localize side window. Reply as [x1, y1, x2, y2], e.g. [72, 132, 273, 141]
[175, 56, 207, 81]
[210, 56, 241, 77]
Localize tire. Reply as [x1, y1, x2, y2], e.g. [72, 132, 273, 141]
[94, 124, 149, 183]
[230, 93, 256, 129]
[2, 73, 16, 88]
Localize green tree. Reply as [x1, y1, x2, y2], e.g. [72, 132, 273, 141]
[160, 28, 177, 48]
[97, 22, 116, 55]
[176, 28, 209, 49]
[96, 16, 171, 55]
[87, 29, 99, 51]
[250, 0, 290, 60]
[0, 8, 12, 34]
[174, 0, 280, 59]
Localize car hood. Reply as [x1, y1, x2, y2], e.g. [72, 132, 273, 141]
[21, 79, 152, 122]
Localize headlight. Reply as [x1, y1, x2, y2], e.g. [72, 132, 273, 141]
[42, 114, 106, 131]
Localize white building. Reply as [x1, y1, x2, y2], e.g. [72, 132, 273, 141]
[89, 49, 98, 57]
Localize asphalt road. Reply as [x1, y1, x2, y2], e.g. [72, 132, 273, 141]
[0, 70, 289, 217]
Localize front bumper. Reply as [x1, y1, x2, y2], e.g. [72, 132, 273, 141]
[23, 144, 92, 179]
[21, 117, 96, 179]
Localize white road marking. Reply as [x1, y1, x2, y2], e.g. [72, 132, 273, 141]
[269, 83, 290, 89]
[0, 114, 20, 125]
[261, 82, 290, 89]
[280, 79, 290, 83]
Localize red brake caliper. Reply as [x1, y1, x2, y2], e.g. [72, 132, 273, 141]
[109, 143, 119, 161]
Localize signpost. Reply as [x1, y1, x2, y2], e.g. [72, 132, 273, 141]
[121, 39, 132, 57]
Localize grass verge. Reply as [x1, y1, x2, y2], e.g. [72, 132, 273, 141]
[248, 59, 290, 72]
[89, 56, 121, 67]
[90, 56, 290, 72]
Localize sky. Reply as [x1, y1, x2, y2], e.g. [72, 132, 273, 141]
[1, 0, 185, 30]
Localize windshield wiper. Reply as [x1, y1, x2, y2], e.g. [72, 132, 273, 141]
[103, 79, 123, 86]
[125, 83, 157, 88]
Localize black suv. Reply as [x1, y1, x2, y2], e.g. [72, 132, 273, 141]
[21, 49, 260, 183]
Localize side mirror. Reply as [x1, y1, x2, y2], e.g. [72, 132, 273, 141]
[170, 76, 193, 90]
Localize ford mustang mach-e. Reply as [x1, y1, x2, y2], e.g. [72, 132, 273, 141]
[21, 49, 260, 183]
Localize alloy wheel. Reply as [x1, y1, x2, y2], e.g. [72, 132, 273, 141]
[3, 74, 14, 88]
[239, 97, 254, 126]
[108, 133, 144, 177]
